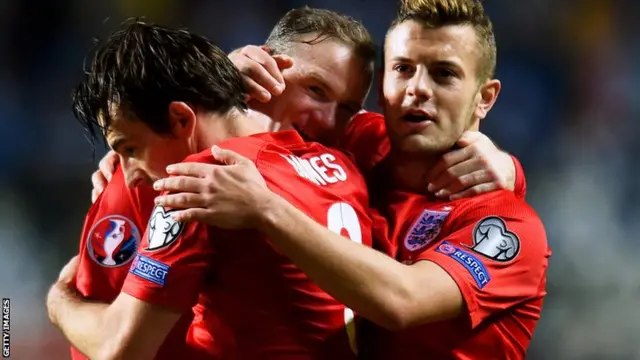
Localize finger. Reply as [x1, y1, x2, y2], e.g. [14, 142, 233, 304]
[59, 255, 80, 282]
[273, 54, 294, 71]
[243, 76, 272, 103]
[260, 45, 271, 53]
[242, 55, 284, 95]
[170, 208, 212, 223]
[428, 157, 479, 193]
[91, 170, 107, 196]
[99, 151, 119, 182]
[165, 162, 215, 177]
[449, 183, 499, 201]
[440, 170, 494, 196]
[426, 147, 473, 189]
[69, 255, 80, 269]
[244, 47, 286, 87]
[91, 188, 100, 204]
[211, 145, 251, 165]
[154, 192, 209, 209]
[153, 176, 205, 193]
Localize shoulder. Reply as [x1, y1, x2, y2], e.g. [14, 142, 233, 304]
[96, 165, 137, 212]
[447, 190, 548, 262]
[341, 111, 390, 173]
[350, 110, 385, 127]
[452, 190, 542, 227]
[344, 111, 387, 143]
[182, 150, 216, 164]
[182, 138, 265, 165]
[82, 166, 145, 269]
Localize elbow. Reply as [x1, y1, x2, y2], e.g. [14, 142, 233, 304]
[375, 304, 415, 331]
[95, 337, 146, 360]
[95, 342, 126, 360]
[371, 283, 421, 331]
[96, 348, 145, 360]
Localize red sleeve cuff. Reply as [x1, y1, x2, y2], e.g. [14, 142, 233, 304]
[121, 260, 200, 312]
[122, 278, 195, 312]
[415, 252, 483, 329]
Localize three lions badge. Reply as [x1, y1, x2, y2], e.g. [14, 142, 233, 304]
[404, 210, 450, 251]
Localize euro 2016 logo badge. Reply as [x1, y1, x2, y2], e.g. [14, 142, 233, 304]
[87, 215, 140, 267]
[404, 210, 450, 251]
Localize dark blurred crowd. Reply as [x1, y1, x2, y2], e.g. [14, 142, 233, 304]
[0, 0, 638, 359]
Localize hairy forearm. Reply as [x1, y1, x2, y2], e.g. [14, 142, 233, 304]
[256, 194, 415, 329]
[47, 284, 110, 358]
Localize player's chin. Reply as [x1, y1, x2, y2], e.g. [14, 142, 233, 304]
[396, 134, 447, 154]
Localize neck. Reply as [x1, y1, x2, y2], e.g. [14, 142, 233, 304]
[194, 108, 267, 152]
[388, 148, 441, 194]
[247, 101, 290, 132]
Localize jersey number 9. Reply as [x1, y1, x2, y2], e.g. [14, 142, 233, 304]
[326, 202, 362, 355]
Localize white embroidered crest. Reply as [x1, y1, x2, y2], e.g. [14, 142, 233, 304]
[404, 210, 449, 251]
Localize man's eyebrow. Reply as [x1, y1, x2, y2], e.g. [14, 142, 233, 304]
[389, 56, 413, 63]
[433, 60, 463, 69]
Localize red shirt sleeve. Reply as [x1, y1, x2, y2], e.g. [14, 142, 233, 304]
[121, 202, 214, 312]
[511, 155, 527, 199]
[340, 111, 390, 174]
[415, 196, 548, 328]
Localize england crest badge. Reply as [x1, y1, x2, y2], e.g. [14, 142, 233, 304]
[404, 210, 450, 251]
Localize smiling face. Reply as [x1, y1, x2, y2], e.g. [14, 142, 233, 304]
[255, 37, 373, 146]
[381, 20, 500, 154]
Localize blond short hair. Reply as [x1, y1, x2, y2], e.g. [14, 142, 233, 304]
[391, 0, 497, 81]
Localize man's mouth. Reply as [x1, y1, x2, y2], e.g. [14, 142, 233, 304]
[401, 110, 434, 123]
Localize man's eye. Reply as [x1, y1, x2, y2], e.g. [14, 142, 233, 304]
[123, 147, 135, 157]
[393, 64, 414, 73]
[310, 86, 326, 98]
[436, 68, 457, 78]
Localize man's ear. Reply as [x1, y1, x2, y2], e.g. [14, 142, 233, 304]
[474, 79, 501, 120]
[167, 102, 197, 139]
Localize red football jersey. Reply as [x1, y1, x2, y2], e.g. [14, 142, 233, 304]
[345, 112, 548, 359]
[122, 130, 373, 359]
[363, 190, 550, 359]
[70, 167, 217, 360]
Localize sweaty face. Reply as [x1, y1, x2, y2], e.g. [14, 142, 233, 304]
[103, 109, 190, 188]
[382, 22, 483, 154]
[258, 39, 372, 146]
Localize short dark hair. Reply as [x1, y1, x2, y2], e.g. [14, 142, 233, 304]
[390, 0, 497, 81]
[73, 19, 247, 142]
[265, 7, 376, 66]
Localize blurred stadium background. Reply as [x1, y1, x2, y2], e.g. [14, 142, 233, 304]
[0, 0, 638, 359]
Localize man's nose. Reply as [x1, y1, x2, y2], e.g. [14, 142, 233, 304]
[406, 68, 434, 100]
